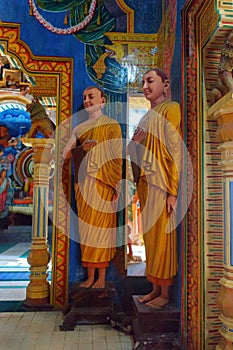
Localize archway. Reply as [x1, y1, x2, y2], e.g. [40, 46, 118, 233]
[0, 21, 73, 308]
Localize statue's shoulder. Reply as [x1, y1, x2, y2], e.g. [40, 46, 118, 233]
[160, 100, 180, 112]
[102, 114, 120, 126]
[166, 100, 180, 107]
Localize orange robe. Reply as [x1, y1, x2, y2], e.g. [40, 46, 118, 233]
[73, 115, 122, 268]
[135, 100, 181, 285]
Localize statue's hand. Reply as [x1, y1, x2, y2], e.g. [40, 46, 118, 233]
[112, 191, 119, 210]
[166, 195, 177, 214]
[132, 127, 147, 144]
[82, 139, 98, 152]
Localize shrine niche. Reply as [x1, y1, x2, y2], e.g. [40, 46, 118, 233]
[0, 21, 73, 308]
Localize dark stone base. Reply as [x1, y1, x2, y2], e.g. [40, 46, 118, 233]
[23, 299, 54, 311]
[60, 282, 115, 331]
[132, 295, 181, 350]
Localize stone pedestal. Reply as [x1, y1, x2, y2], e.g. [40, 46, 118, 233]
[208, 93, 233, 349]
[21, 138, 54, 308]
[131, 296, 180, 349]
[60, 282, 115, 331]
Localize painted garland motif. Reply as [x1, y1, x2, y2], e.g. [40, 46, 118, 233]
[28, 0, 97, 34]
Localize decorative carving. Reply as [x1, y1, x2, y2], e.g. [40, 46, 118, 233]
[208, 92, 233, 142]
[200, 0, 219, 48]
[208, 31, 233, 106]
[208, 92, 233, 350]
[106, 32, 158, 65]
[26, 97, 55, 138]
[217, 286, 233, 319]
[30, 76, 57, 97]
[106, 32, 158, 92]
[157, 0, 177, 79]
[92, 52, 109, 79]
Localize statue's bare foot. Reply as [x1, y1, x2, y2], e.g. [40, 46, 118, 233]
[145, 296, 169, 309]
[92, 279, 105, 289]
[138, 290, 160, 304]
[80, 279, 94, 288]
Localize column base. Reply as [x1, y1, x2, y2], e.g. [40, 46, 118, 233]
[26, 281, 50, 300]
[23, 297, 54, 310]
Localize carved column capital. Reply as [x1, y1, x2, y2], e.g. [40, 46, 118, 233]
[208, 92, 233, 142]
[21, 138, 54, 163]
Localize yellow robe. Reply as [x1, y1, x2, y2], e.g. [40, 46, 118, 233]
[73, 115, 122, 268]
[136, 100, 181, 285]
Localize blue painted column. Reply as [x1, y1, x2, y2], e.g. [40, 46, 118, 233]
[24, 138, 54, 307]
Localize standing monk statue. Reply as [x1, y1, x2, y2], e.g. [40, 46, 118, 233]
[63, 86, 122, 289]
[128, 68, 181, 308]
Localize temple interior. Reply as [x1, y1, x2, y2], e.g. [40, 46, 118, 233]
[0, 1, 233, 349]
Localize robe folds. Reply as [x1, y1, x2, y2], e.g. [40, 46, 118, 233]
[134, 100, 181, 285]
[73, 115, 122, 268]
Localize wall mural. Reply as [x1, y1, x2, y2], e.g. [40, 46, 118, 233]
[28, 0, 177, 95]
[0, 93, 56, 225]
[29, 0, 128, 93]
[0, 96, 32, 229]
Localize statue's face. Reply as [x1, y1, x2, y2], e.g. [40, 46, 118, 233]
[83, 88, 105, 113]
[142, 71, 169, 103]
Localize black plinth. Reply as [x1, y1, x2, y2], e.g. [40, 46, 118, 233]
[60, 282, 115, 331]
[132, 295, 181, 350]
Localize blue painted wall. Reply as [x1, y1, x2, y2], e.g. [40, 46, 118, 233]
[171, 0, 185, 104]
[125, 0, 162, 33]
[170, 0, 186, 312]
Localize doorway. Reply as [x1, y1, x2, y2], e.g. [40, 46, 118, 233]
[0, 50, 55, 303]
[126, 94, 150, 277]
[0, 21, 73, 310]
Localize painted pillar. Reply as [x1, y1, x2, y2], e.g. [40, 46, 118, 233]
[208, 93, 233, 349]
[24, 138, 54, 307]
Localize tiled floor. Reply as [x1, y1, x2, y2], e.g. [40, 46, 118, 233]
[0, 239, 52, 301]
[0, 241, 29, 301]
[0, 230, 140, 349]
[0, 240, 145, 301]
[0, 311, 134, 350]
